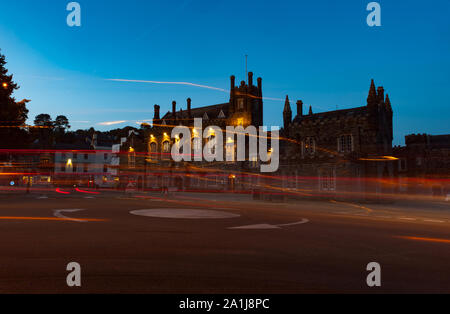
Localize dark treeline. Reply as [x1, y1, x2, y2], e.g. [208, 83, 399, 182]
[0, 49, 139, 154]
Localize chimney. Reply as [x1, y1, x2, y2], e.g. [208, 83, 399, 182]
[172, 101, 177, 120]
[187, 98, 192, 118]
[153, 105, 161, 123]
[257, 77, 262, 97]
[296, 100, 303, 117]
[230, 75, 235, 90]
[248, 72, 253, 86]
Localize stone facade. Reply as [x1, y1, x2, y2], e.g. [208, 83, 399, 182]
[279, 80, 394, 200]
[394, 134, 450, 197]
[117, 75, 395, 200]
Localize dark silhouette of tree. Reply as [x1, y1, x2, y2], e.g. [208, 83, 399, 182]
[33, 114, 54, 148]
[0, 50, 30, 152]
[54, 115, 70, 132]
[34, 114, 53, 127]
[54, 115, 70, 143]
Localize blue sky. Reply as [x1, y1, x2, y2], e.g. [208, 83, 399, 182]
[0, 0, 449, 144]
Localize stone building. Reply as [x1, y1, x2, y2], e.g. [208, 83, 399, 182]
[115, 73, 265, 192]
[394, 133, 450, 197]
[279, 79, 394, 200]
[117, 75, 395, 199]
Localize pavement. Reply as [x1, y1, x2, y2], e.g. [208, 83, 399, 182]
[0, 189, 449, 293]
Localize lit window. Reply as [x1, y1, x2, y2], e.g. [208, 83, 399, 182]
[304, 137, 315, 155]
[226, 140, 235, 162]
[150, 142, 158, 160]
[193, 137, 202, 152]
[162, 141, 170, 160]
[237, 99, 244, 110]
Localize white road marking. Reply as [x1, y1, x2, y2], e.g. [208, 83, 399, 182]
[229, 219, 309, 230]
[423, 219, 445, 223]
[84, 196, 95, 199]
[53, 209, 86, 222]
[399, 217, 416, 221]
[229, 224, 281, 230]
[130, 209, 241, 219]
[37, 196, 48, 199]
[278, 219, 310, 227]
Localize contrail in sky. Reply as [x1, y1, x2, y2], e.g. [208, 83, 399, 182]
[105, 78, 286, 102]
[106, 79, 227, 93]
[98, 120, 128, 126]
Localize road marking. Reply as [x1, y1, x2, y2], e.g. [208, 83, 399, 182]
[396, 236, 450, 244]
[229, 219, 309, 230]
[84, 196, 95, 199]
[53, 209, 89, 222]
[278, 219, 310, 227]
[37, 196, 48, 199]
[330, 200, 373, 213]
[229, 224, 281, 230]
[130, 209, 241, 219]
[423, 219, 445, 223]
[399, 217, 416, 221]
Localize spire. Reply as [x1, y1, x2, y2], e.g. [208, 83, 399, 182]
[309, 106, 313, 115]
[283, 95, 292, 129]
[367, 79, 377, 106]
[377, 86, 385, 104]
[283, 95, 292, 113]
[385, 93, 392, 112]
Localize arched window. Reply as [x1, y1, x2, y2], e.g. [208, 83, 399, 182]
[150, 142, 158, 160]
[162, 141, 170, 160]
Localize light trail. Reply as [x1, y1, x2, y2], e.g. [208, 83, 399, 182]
[396, 236, 450, 244]
[0, 216, 106, 222]
[55, 188, 70, 194]
[75, 188, 100, 195]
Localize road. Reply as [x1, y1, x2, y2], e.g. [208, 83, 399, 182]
[0, 190, 449, 293]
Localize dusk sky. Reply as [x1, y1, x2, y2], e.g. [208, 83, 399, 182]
[0, 0, 449, 144]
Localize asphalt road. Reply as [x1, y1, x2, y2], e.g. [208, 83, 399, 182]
[0, 191, 449, 294]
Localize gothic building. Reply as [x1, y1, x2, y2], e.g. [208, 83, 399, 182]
[137, 72, 265, 191]
[279, 79, 394, 199]
[117, 74, 395, 199]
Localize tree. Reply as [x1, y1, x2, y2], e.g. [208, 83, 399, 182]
[34, 114, 53, 127]
[33, 114, 54, 148]
[0, 49, 30, 151]
[54, 115, 70, 132]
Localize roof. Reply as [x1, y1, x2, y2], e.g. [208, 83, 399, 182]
[293, 106, 367, 123]
[162, 103, 229, 121]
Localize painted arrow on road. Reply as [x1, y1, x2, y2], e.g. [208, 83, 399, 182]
[53, 209, 88, 223]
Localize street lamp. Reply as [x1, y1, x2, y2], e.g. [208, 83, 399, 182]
[2, 82, 8, 89]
